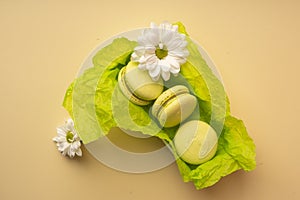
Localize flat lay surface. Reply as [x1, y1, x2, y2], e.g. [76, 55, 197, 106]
[1, 0, 299, 200]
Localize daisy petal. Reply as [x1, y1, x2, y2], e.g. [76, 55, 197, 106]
[172, 24, 178, 32]
[76, 148, 82, 156]
[138, 64, 147, 70]
[145, 32, 159, 45]
[166, 55, 180, 68]
[161, 31, 175, 47]
[159, 60, 171, 72]
[170, 67, 180, 74]
[152, 74, 161, 81]
[56, 128, 66, 137]
[146, 60, 158, 70]
[131, 54, 142, 62]
[150, 22, 157, 29]
[149, 66, 161, 78]
[161, 71, 170, 81]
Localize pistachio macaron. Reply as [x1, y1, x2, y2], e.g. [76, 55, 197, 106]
[174, 120, 218, 165]
[118, 61, 164, 106]
[151, 85, 197, 127]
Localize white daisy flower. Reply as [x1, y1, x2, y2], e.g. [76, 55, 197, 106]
[131, 22, 189, 81]
[53, 119, 82, 158]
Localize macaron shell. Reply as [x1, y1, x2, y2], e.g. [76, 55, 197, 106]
[118, 67, 152, 106]
[151, 85, 190, 118]
[174, 120, 218, 165]
[125, 62, 163, 101]
[158, 93, 197, 127]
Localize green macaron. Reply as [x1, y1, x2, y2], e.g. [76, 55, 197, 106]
[151, 85, 197, 127]
[118, 61, 164, 106]
[174, 120, 218, 165]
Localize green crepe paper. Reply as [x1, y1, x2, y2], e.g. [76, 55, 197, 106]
[63, 22, 256, 189]
[63, 38, 137, 143]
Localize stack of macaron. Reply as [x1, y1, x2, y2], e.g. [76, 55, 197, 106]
[118, 61, 218, 165]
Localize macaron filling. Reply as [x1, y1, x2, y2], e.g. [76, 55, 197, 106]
[155, 90, 188, 119]
[152, 85, 197, 127]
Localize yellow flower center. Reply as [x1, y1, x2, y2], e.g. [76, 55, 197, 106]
[66, 131, 74, 143]
[155, 45, 168, 59]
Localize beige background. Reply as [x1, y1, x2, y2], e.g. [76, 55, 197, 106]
[1, 0, 300, 199]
